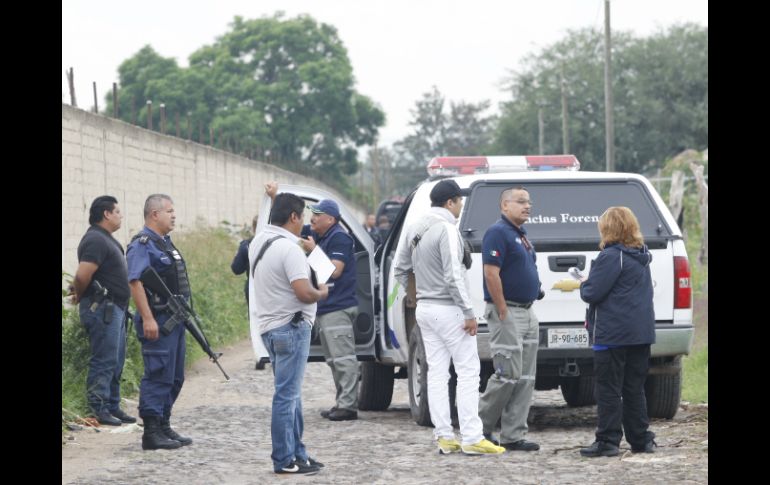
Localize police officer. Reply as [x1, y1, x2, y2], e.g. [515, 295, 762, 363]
[478, 186, 544, 452]
[265, 182, 360, 421]
[127, 194, 192, 450]
[70, 195, 135, 426]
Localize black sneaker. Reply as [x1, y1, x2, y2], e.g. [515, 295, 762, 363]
[501, 439, 540, 451]
[631, 440, 657, 453]
[307, 457, 325, 468]
[320, 407, 337, 419]
[327, 408, 358, 421]
[275, 460, 320, 475]
[580, 441, 620, 457]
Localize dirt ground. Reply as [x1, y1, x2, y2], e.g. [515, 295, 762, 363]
[62, 334, 708, 485]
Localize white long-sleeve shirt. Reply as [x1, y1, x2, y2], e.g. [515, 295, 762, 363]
[394, 207, 474, 318]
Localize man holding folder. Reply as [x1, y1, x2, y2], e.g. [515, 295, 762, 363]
[265, 182, 360, 422]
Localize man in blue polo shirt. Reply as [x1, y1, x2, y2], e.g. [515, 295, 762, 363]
[478, 186, 544, 452]
[126, 194, 193, 451]
[265, 182, 360, 421]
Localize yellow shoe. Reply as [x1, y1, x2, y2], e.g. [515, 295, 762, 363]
[461, 438, 506, 455]
[437, 437, 462, 455]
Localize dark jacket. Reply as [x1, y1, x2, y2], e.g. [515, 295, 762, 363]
[231, 238, 252, 302]
[580, 243, 656, 347]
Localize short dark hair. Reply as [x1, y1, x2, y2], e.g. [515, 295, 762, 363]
[499, 186, 528, 207]
[270, 193, 305, 226]
[89, 195, 118, 225]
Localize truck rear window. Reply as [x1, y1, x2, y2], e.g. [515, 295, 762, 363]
[460, 180, 673, 249]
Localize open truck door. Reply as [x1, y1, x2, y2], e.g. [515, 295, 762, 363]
[249, 185, 376, 369]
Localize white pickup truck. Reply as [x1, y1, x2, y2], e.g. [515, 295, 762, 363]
[250, 154, 693, 422]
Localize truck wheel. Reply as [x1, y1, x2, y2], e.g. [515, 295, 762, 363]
[358, 361, 394, 411]
[645, 360, 682, 419]
[560, 375, 596, 407]
[448, 362, 492, 427]
[408, 326, 432, 426]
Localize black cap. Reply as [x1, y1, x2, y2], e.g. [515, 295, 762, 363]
[429, 180, 471, 205]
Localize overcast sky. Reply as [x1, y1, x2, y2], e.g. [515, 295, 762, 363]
[62, 0, 707, 147]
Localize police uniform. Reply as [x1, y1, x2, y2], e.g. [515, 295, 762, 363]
[303, 223, 360, 417]
[126, 226, 191, 434]
[478, 215, 541, 447]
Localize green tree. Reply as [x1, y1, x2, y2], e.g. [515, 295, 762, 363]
[391, 87, 495, 195]
[106, 13, 385, 181]
[493, 24, 707, 173]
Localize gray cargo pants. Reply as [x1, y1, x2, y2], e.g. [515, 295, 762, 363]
[317, 306, 360, 411]
[478, 302, 539, 444]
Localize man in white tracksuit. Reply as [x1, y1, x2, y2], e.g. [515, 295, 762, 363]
[394, 180, 504, 456]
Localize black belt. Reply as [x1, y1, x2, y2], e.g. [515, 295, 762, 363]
[505, 300, 533, 309]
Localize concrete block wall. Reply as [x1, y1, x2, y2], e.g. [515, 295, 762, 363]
[62, 104, 365, 275]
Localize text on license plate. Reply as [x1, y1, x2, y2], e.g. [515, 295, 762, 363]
[547, 328, 589, 348]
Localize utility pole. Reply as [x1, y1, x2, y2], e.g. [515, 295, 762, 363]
[371, 140, 381, 208]
[604, 0, 615, 171]
[561, 66, 570, 154]
[538, 105, 545, 155]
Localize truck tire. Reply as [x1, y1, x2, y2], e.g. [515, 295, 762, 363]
[645, 362, 682, 419]
[358, 361, 394, 411]
[408, 326, 432, 426]
[560, 375, 596, 407]
[447, 362, 492, 427]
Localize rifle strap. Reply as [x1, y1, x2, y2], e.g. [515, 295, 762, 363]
[251, 235, 285, 277]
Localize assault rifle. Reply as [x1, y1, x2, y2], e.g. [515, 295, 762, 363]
[139, 267, 230, 380]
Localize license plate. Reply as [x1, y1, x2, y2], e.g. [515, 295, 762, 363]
[547, 328, 589, 348]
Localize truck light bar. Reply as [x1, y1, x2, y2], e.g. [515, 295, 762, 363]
[427, 155, 580, 176]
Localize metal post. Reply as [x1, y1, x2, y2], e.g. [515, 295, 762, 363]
[92, 82, 98, 113]
[112, 83, 118, 118]
[67, 68, 77, 107]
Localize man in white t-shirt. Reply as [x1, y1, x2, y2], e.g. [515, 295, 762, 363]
[250, 191, 328, 475]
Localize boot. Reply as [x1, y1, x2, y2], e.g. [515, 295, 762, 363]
[161, 413, 193, 446]
[141, 416, 182, 450]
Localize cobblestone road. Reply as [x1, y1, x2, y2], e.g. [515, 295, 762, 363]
[62, 338, 708, 484]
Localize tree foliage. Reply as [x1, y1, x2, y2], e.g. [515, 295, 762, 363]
[390, 87, 495, 195]
[106, 13, 384, 180]
[492, 24, 708, 173]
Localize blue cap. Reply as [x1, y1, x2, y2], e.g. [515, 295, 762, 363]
[309, 199, 341, 219]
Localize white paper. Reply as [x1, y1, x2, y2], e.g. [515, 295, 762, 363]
[307, 246, 336, 284]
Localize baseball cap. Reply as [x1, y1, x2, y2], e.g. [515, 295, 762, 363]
[308, 199, 341, 219]
[429, 179, 471, 205]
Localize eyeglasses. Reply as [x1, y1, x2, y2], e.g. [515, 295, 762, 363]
[505, 199, 533, 206]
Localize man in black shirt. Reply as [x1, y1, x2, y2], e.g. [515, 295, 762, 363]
[70, 195, 135, 426]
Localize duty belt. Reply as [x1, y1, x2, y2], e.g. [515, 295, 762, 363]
[505, 300, 533, 309]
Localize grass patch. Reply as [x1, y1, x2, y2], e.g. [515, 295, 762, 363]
[682, 346, 708, 404]
[62, 226, 247, 430]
